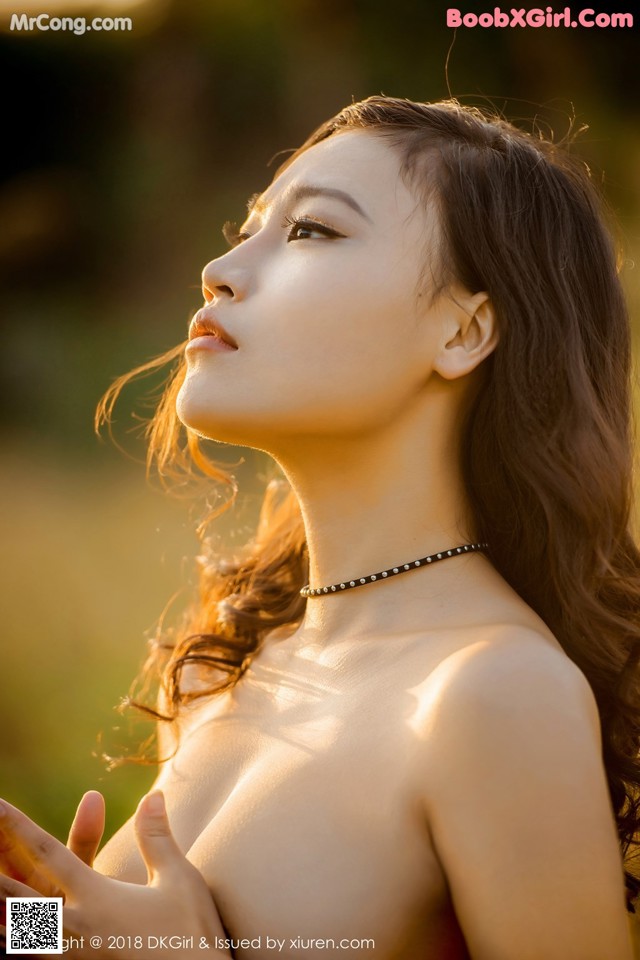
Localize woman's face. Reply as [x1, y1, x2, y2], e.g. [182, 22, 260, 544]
[177, 128, 447, 449]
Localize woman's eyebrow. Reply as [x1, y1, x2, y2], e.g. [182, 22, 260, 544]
[246, 183, 373, 223]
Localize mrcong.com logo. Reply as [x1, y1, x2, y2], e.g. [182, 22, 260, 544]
[9, 12, 132, 34]
[446, 6, 633, 27]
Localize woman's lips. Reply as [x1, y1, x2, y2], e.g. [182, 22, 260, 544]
[188, 308, 238, 349]
[186, 332, 237, 353]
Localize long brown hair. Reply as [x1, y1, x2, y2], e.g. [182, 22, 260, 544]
[98, 96, 640, 911]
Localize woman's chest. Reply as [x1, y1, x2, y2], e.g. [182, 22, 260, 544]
[96, 645, 463, 957]
[192, 725, 442, 954]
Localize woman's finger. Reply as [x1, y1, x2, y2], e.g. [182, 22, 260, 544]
[0, 871, 41, 899]
[134, 792, 190, 885]
[0, 843, 57, 898]
[0, 800, 91, 897]
[0, 828, 35, 883]
[67, 791, 105, 866]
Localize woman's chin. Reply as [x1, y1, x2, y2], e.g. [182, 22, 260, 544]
[175, 394, 264, 449]
[176, 393, 226, 441]
[177, 410, 240, 445]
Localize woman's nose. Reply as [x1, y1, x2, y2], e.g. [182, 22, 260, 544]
[202, 259, 237, 303]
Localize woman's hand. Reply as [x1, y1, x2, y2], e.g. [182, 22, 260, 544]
[0, 791, 232, 959]
[0, 790, 105, 895]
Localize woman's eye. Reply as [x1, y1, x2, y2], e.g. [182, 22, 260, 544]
[222, 220, 252, 249]
[282, 214, 341, 242]
[221, 216, 343, 249]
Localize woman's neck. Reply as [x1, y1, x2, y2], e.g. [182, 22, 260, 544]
[271, 386, 479, 644]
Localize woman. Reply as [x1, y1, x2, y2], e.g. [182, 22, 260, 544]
[1, 95, 639, 959]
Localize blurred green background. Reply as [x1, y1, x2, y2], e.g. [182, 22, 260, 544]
[0, 0, 639, 931]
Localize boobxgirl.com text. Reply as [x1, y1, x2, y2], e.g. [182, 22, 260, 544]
[446, 7, 633, 28]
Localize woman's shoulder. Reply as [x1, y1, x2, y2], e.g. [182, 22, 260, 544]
[412, 621, 602, 783]
[410, 624, 629, 959]
[434, 620, 586, 677]
[154, 663, 235, 759]
[421, 622, 598, 730]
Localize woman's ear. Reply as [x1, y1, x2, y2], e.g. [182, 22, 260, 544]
[432, 291, 499, 381]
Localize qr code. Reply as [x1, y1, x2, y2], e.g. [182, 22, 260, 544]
[6, 898, 63, 955]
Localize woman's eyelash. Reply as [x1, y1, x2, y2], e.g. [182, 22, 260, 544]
[221, 215, 340, 249]
[221, 220, 249, 249]
[280, 214, 339, 241]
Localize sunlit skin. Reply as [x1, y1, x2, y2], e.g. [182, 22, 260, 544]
[0, 131, 634, 959]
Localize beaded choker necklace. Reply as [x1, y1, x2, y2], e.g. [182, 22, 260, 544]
[300, 541, 488, 598]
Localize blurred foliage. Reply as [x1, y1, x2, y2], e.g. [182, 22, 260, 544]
[0, 0, 638, 444]
[0, 1, 638, 926]
[0, 440, 268, 838]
